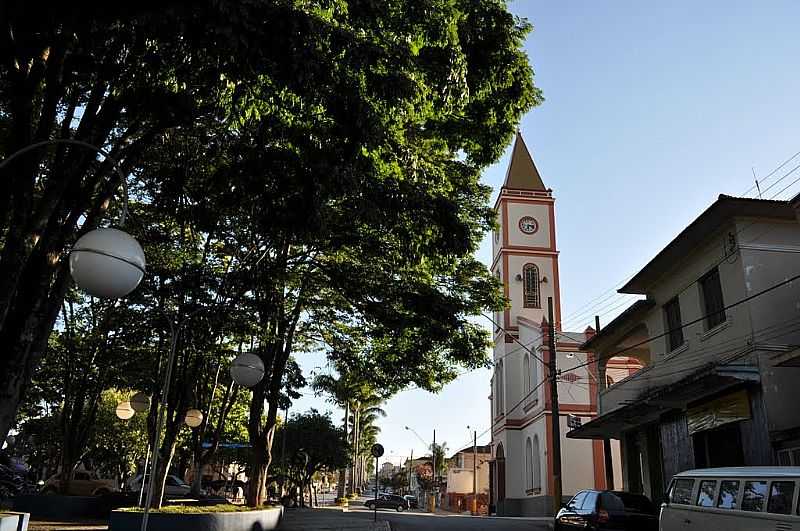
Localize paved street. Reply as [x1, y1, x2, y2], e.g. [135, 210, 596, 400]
[330, 505, 552, 531]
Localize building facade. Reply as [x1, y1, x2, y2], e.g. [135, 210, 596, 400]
[443, 444, 491, 513]
[570, 195, 800, 504]
[489, 134, 631, 516]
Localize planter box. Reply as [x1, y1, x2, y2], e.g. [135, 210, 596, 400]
[0, 512, 30, 531]
[109, 506, 283, 531]
[13, 495, 129, 518]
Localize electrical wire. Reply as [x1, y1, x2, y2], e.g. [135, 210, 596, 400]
[741, 150, 800, 197]
[561, 152, 800, 331]
[564, 271, 800, 375]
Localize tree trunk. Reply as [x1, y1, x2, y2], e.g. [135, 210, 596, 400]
[353, 407, 360, 494]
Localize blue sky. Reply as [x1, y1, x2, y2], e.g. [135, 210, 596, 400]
[291, 0, 800, 465]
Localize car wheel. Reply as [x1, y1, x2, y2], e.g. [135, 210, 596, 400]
[368, 503, 377, 510]
[42, 486, 58, 495]
[93, 488, 110, 496]
[396, 505, 405, 512]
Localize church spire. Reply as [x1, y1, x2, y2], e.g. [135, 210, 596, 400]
[502, 132, 546, 191]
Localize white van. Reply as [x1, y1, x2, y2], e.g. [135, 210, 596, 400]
[660, 467, 800, 531]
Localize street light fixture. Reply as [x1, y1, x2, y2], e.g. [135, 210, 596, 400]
[130, 392, 151, 413]
[115, 401, 135, 420]
[0, 139, 146, 299]
[184, 409, 204, 428]
[229, 352, 266, 387]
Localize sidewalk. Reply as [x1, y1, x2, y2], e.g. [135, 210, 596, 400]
[280, 507, 391, 531]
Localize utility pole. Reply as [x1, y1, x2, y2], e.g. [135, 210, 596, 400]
[431, 429, 436, 512]
[548, 297, 563, 514]
[597, 315, 615, 490]
[472, 429, 478, 515]
[409, 449, 413, 495]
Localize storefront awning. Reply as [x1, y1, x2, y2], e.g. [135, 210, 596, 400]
[567, 364, 759, 440]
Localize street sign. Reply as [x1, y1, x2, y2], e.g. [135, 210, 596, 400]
[567, 414, 582, 429]
[371, 443, 384, 458]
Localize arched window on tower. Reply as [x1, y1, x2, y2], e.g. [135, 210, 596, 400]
[525, 437, 533, 492]
[523, 263, 541, 308]
[495, 360, 505, 416]
[532, 435, 542, 493]
[523, 354, 531, 394]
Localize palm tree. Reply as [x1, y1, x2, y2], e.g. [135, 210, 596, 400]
[430, 442, 449, 485]
[311, 373, 360, 497]
[351, 398, 386, 490]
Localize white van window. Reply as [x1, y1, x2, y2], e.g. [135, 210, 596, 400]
[742, 480, 768, 512]
[670, 479, 694, 505]
[767, 481, 795, 515]
[696, 480, 716, 507]
[716, 480, 740, 509]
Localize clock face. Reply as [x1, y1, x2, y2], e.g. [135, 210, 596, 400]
[518, 216, 539, 235]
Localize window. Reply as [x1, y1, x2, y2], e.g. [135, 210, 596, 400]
[532, 436, 541, 492]
[767, 481, 794, 515]
[696, 480, 716, 507]
[582, 491, 599, 511]
[523, 264, 541, 308]
[700, 268, 725, 329]
[664, 297, 684, 351]
[741, 480, 768, 512]
[669, 479, 694, 505]
[568, 491, 587, 510]
[716, 480, 740, 509]
[495, 361, 505, 416]
[525, 438, 533, 491]
[524, 354, 531, 394]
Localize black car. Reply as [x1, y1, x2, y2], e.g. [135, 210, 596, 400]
[365, 493, 409, 512]
[554, 490, 658, 531]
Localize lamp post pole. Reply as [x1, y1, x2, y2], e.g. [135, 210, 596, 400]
[140, 317, 180, 531]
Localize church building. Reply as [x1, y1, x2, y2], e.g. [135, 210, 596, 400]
[489, 133, 634, 516]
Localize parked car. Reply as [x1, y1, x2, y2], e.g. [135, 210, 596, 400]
[42, 469, 118, 496]
[127, 474, 191, 497]
[403, 494, 418, 508]
[660, 467, 800, 531]
[365, 493, 409, 512]
[554, 490, 658, 531]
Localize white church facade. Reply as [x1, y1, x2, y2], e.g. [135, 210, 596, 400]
[489, 134, 634, 516]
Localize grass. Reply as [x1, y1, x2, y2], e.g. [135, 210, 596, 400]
[118, 504, 279, 514]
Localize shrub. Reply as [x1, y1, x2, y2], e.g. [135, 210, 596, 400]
[334, 497, 349, 506]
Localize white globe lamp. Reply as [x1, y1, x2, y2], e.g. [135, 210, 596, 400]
[116, 401, 135, 420]
[130, 392, 150, 413]
[230, 353, 265, 388]
[185, 409, 204, 428]
[69, 228, 146, 298]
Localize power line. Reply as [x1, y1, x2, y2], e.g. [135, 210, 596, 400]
[562, 152, 800, 332]
[742, 150, 800, 197]
[482, 312, 546, 366]
[566, 270, 800, 375]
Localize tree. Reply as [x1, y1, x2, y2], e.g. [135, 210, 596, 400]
[275, 410, 349, 508]
[430, 442, 449, 483]
[390, 471, 408, 493]
[1, 0, 541, 510]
